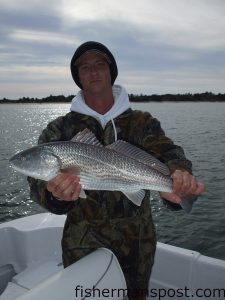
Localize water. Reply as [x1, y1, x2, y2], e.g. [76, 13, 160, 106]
[0, 102, 225, 260]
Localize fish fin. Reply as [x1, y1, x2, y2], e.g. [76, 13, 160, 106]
[107, 141, 170, 175]
[61, 166, 81, 175]
[180, 195, 198, 213]
[79, 188, 87, 199]
[122, 190, 146, 206]
[71, 129, 103, 147]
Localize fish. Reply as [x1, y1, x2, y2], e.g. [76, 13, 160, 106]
[9, 129, 196, 212]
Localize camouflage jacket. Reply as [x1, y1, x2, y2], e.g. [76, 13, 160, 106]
[28, 108, 192, 217]
[28, 108, 192, 292]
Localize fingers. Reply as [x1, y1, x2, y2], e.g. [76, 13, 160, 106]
[172, 170, 205, 198]
[160, 191, 181, 204]
[172, 170, 195, 195]
[160, 170, 205, 206]
[195, 182, 206, 194]
[47, 173, 81, 201]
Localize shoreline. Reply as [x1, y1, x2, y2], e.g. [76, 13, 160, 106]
[1, 92, 225, 103]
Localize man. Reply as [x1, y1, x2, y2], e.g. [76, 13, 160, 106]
[28, 41, 205, 300]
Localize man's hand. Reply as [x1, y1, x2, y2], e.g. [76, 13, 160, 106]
[160, 170, 205, 204]
[47, 173, 81, 201]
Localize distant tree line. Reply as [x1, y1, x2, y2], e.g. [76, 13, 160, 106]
[0, 94, 74, 103]
[129, 92, 225, 102]
[0, 92, 225, 103]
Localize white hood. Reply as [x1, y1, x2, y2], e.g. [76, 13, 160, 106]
[70, 85, 130, 129]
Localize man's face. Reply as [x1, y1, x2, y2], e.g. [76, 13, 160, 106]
[77, 52, 112, 94]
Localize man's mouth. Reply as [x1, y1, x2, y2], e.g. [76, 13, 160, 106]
[90, 78, 101, 84]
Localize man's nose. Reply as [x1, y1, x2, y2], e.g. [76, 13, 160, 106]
[89, 64, 98, 74]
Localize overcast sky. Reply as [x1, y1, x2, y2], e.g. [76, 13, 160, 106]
[1, 0, 225, 99]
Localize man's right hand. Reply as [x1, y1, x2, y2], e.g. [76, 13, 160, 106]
[47, 173, 81, 201]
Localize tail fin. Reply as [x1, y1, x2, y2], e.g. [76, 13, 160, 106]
[180, 195, 198, 213]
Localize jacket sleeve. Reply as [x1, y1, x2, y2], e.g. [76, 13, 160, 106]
[141, 112, 192, 174]
[140, 112, 193, 210]
[27, 116, 75, 214]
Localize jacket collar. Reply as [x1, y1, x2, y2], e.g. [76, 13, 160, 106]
[70, 85, 131, 128]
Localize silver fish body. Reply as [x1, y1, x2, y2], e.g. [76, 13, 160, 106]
[9, 129, 196, 211]
[50, 141, 172, 192]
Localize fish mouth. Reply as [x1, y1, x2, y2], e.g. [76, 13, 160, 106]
[9, 159, 28, 174]
[9, 154, 25, 170]
[9, 156, 18, 169]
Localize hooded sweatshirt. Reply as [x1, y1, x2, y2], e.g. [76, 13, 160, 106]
[70, 85, 131, 131]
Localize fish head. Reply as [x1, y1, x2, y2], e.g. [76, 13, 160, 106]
[9, 145, 61, 181]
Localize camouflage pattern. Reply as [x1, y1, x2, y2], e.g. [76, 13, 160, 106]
[28, 108, 192, 300]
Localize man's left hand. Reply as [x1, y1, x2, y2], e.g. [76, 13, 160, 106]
[160, 170, 205, 204]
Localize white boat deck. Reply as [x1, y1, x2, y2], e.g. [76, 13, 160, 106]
[0, 213, 224, 299]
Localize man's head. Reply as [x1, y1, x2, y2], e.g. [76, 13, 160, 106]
[70, 41, 118, 89]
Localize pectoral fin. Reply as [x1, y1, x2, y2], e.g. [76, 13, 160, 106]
[79, 188, 87, 199]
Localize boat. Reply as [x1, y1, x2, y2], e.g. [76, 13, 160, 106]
[0, 213, 224, 299]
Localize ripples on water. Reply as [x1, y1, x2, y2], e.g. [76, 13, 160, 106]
[0, 102, 225, 260]
[0, 104, 70, 222]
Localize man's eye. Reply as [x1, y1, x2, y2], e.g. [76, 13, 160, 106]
[80, 65, 89, 71]
[97, 61, 106, 67]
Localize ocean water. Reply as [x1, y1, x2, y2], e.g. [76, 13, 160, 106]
[0, 102, 224, 260]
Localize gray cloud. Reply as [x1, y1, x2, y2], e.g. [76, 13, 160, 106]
[0, 0, 225, 98]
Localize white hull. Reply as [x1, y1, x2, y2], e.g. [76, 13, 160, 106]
[0, 213, 224, 299]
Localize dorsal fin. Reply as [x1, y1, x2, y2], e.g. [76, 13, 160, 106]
[71, 129, 103, 147]
[106, 140, 170, 176]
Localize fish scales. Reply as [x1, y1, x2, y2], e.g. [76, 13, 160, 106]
[44, 141, 172, 192]
[9, 129, 197, 211]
